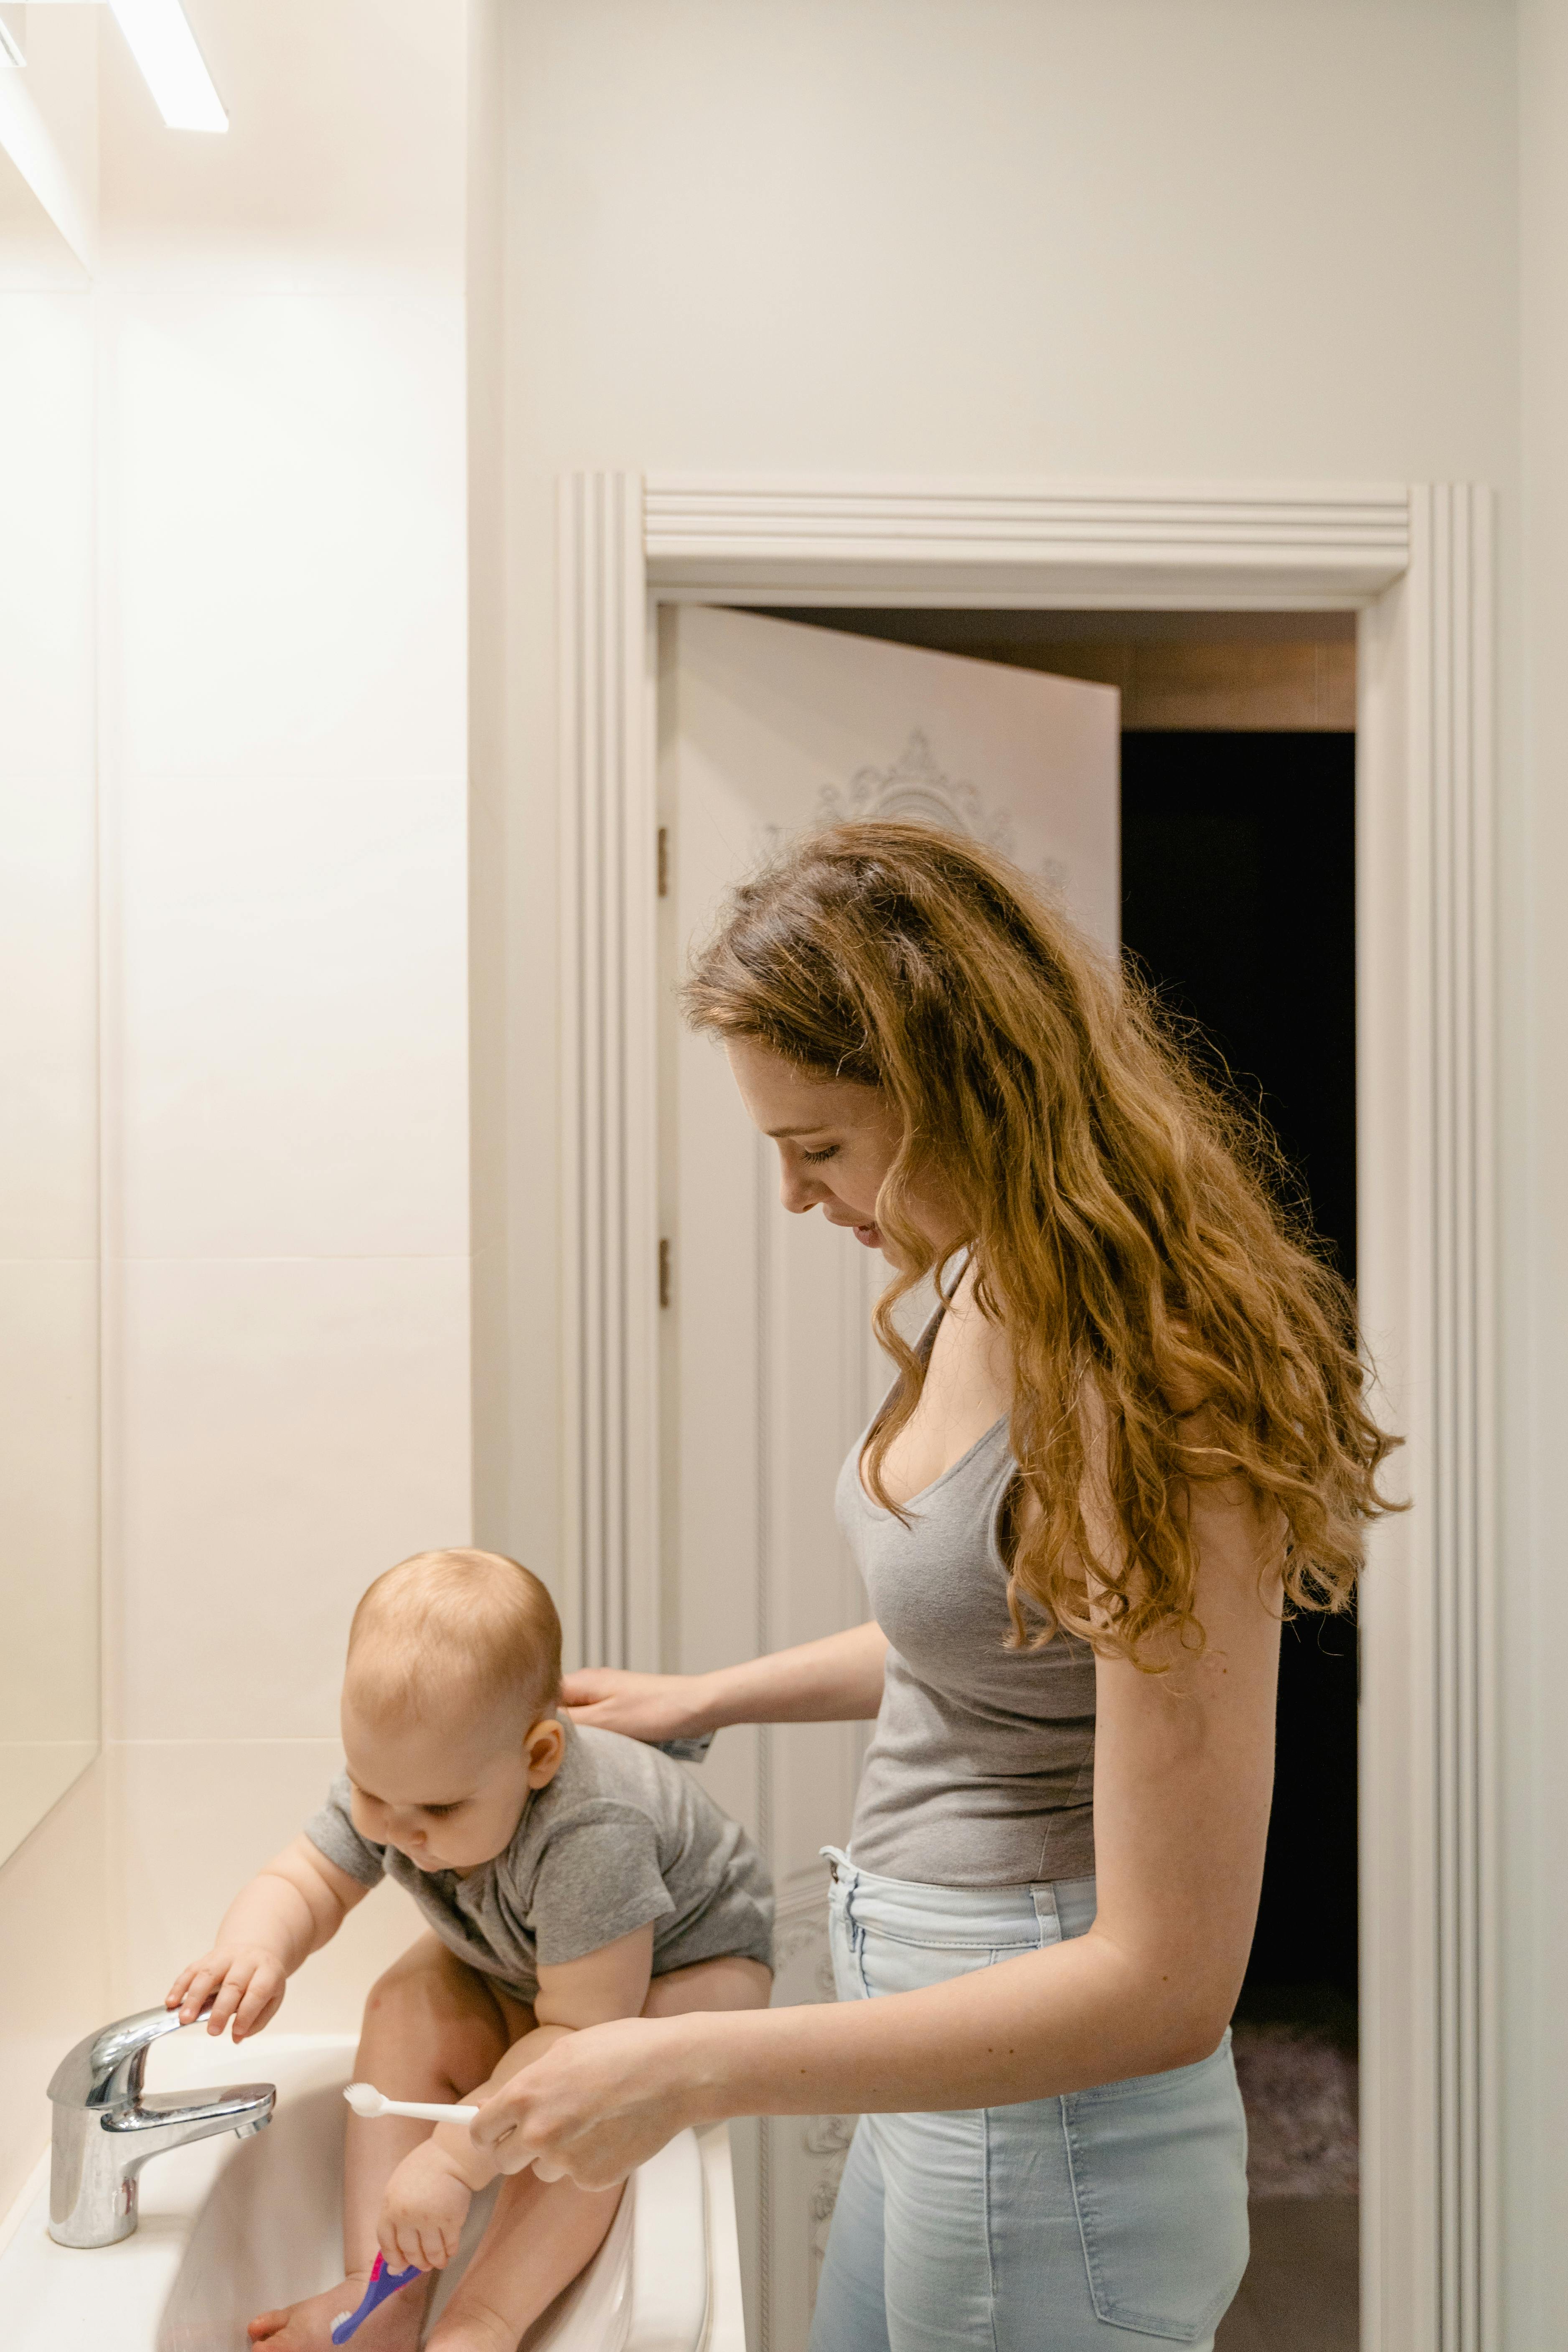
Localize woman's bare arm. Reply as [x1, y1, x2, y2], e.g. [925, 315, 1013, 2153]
[560, 1621, 889, 1741]
[474, 1479, 1280, 2184]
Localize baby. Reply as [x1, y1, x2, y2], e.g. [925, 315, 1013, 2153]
[167, 1549, 773, 2352]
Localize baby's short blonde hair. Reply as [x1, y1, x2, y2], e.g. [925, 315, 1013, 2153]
[345, 1549, 562, 1728]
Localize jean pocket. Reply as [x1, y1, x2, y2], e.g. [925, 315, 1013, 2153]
[855, 1925, 1002, 2001]
[1062, 2034, 1250, 2342]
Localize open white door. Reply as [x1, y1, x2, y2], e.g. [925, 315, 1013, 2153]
[656, 605, 1118, 2352]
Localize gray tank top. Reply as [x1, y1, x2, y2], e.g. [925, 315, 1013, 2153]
[841, 1312, 1097, 1889]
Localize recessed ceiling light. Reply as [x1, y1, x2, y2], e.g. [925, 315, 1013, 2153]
[107, 0, 226, 133]
[20, 0, 226, 131]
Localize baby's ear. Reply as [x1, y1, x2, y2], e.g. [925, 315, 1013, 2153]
[524, 1716, 567, 1788]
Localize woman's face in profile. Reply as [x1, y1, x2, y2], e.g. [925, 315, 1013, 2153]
[725, 1037, 954, 1266]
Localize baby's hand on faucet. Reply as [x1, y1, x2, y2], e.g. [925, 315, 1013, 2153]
[379, 2142, 475, 2273]
[165, 1945, 286, 2040]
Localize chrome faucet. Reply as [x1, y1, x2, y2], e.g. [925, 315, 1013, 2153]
[47, 2004, 275, 2248]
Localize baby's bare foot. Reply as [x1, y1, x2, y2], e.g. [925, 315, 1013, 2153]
[247, 2268, 428, 2352]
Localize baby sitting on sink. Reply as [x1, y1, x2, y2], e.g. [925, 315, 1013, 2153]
[166, 1549, 774, 2352]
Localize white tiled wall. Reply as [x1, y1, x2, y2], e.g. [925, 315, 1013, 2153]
[0, 3, 478, 2207]
[0, 288, 99, 1773]
[101, 295, 468, 790]
[0, 268, 104, 2214]
[0, 1769, 111, 2225]
[106, 1741, 424, 2033]
[107, 1255, 471, 1744]
[94, 2, 475, 2024]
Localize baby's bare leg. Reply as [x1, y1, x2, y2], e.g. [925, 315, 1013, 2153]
[428, 1955, 771, 2352]
[344, 1937, 522, 2273]
[643, 1952, 773, 2016]
[427, 2171, 624, 2352]
[425, 2008, 623, 2352]
[248, 1936, 522, 2352]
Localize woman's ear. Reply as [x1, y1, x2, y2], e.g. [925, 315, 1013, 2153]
[523, 1715, 567, 1789]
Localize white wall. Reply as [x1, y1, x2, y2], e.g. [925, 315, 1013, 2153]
[504, 0, 1515, 481]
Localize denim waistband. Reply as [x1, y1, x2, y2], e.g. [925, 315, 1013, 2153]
[821, 1844, 1098, 1946]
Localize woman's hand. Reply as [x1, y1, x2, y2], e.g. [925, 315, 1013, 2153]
[469, 2014, 699, 2189]
[562, 1626, 889, 1740]
[558, 1668, 714, 1745]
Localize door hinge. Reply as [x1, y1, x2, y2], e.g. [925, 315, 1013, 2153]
[657, 826, 670, 898]
[658, 1237, 672, 1308]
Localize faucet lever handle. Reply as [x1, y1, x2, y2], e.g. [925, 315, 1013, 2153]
[47, 2004, 194, 2113]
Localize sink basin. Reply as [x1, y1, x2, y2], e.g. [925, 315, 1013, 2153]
[0, 2032, 744, 2351]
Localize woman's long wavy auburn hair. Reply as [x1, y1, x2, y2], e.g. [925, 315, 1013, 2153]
[683, 819, 1402, 1666]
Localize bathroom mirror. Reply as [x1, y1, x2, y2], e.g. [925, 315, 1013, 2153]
[0, 140, 101, 1866]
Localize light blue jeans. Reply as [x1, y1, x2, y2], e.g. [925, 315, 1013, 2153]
[808, 1850, 1249, 2352]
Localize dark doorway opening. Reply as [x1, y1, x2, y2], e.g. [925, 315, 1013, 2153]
[1121, 728, 1360, 2016]
[1121, 729, 1360, 2352]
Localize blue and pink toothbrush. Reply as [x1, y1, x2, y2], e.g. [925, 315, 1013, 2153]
[330, 2253, 424, 2345]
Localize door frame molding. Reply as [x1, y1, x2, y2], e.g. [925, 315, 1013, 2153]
[556, 470, 1497, 2352]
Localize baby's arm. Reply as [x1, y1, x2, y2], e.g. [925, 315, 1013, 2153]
[166, 1833, 369, 2042]
[377, 1925, 655, 2273]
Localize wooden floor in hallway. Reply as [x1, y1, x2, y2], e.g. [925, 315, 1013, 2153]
[1215, 2198, 1359, 2351]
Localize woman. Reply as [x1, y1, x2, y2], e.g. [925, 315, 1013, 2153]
[472, 821, 1397, 2349]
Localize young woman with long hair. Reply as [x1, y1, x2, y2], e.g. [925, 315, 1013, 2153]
[470, 820, 1398, 2349]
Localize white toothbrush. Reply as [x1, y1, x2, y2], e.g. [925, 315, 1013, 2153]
[343, 2080, 480, 2124]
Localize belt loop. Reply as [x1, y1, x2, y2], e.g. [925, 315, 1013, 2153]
[1032, 1882, 1062, 1945]
[820, 1844, 859, 1957]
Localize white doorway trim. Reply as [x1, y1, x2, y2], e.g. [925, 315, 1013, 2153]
[555, 471, 1496, 2352]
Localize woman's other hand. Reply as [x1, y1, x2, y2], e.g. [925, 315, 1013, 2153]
[558, 1668, 713, 1745]
[469, 2014, 701, 2189]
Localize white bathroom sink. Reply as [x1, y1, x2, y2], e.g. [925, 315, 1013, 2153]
[0, 2032, 745, 2351]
